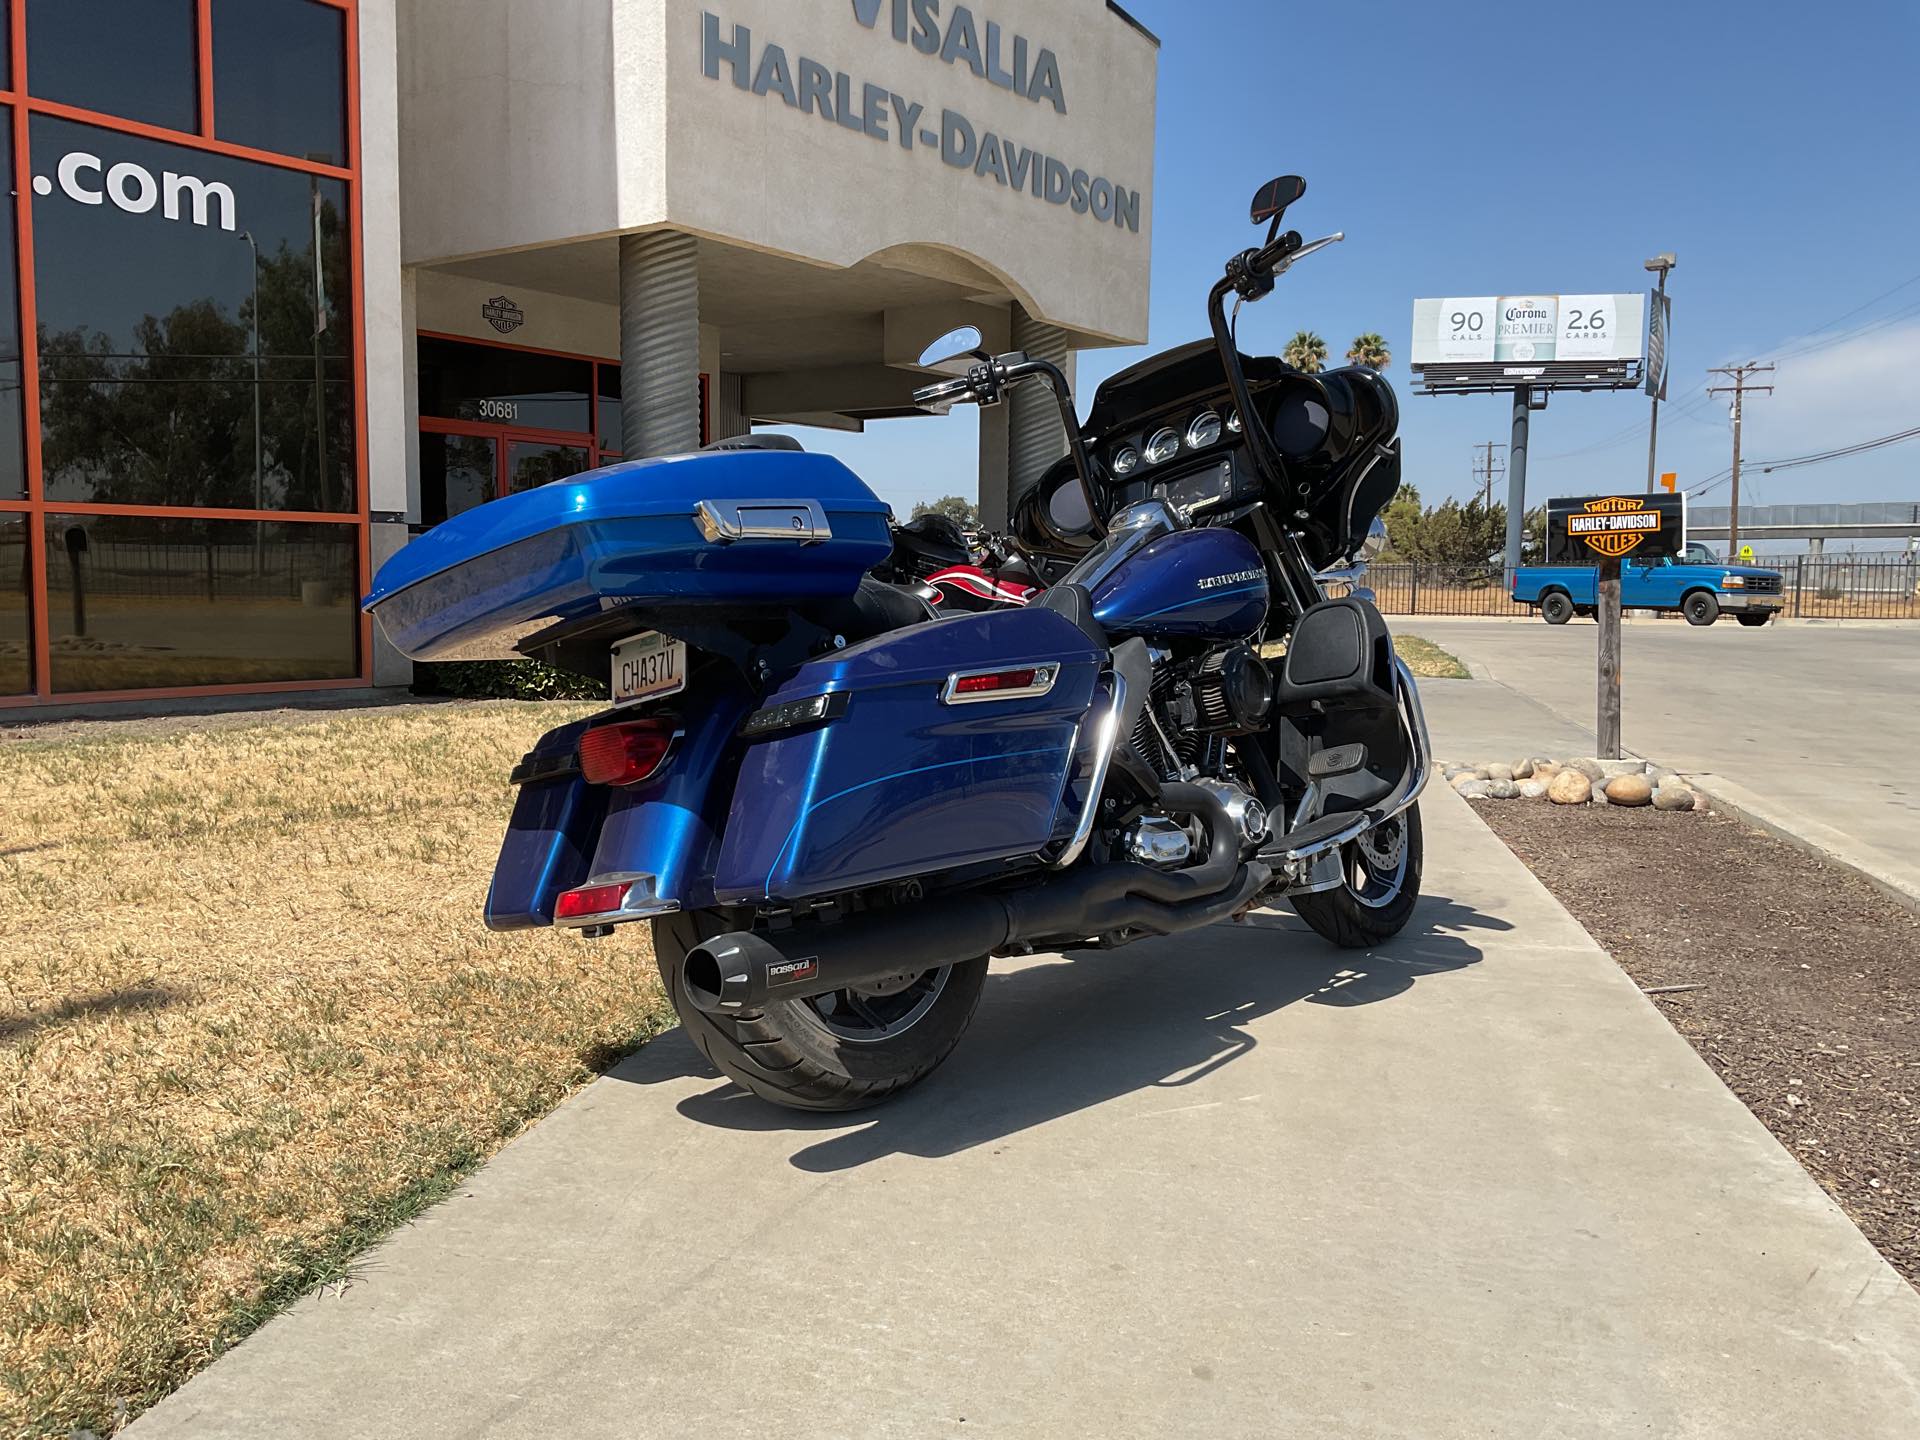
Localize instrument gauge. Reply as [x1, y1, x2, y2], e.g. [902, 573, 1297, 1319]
[1186, 411, 1224, 449]
[1144, 427, 1181, 465]
[1110, 444, 1140, 477]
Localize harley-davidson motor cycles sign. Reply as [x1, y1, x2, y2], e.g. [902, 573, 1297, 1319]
[1546, 493, 1686, 563]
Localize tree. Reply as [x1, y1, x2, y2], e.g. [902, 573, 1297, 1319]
[1346, 333, 1392, 371]
[1282, 330, 1327, 374]
[1379, 482, 1423, 560]
[911, 495, 981, 529]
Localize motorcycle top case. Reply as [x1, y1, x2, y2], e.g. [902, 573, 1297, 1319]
[713, 607, 1104, 905]
[361, 450, 895, 660]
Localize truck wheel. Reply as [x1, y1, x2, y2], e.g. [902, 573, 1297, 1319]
[653, 909, 988, 1111]
[1683, 591, 1720, 626]
[1737, 612, 1771, 627]
[1541, 591, 1575, 625]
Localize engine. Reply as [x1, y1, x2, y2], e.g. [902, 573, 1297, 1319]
[1175, 642, 1274, 737]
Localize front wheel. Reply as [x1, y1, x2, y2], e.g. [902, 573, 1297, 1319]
[653, 909, 987, 1111]
[1683, 591, 1720, 626]
[1291, 804, 1424, 949]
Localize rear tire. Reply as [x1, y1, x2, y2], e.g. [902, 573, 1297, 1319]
[1737, 612, 1771, 628]
[1540, 591, 1575, 625]
[1683, 591, 1720, 626]
[1292, 804, 1424, 949]
[653, 909, 987, 1111]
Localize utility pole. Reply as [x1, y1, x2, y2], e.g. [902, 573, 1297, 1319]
[1644, 252, 1676, 492]
[1472, 441, 1507, 509]
[1707, 362, 1774, 557]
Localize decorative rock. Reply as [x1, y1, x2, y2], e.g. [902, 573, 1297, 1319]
[1599, 758, 1650, 780]
[1605, 774, 1654, 807]
[1652, 785, 1696, 812]
[1455, 779, 1492, 800]
[1569, 758, 1606, 783]
[1450, 772, 1481, 793]
[1649, 767, 1681, 789]
[1518, 779, 1549, 799]
[1532, 761, 1562, 783]
[1547, 770, 1592, 805]
[1486, 763, 1514, 782]
[1485, 778, 1521, 799]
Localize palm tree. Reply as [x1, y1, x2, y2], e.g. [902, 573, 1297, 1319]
[1346, 333, 1392, 371]
[1282, 330, 1328, 374]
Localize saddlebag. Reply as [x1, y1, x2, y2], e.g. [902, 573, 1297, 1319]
[712, 607, 1105, 905]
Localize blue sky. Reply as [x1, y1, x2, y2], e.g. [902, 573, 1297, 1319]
[783, 0, 1920, 520]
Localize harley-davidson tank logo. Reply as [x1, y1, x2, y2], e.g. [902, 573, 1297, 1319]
[482, 295, 525, 334]
[1565, 495, 1661, 558]
[1198, 568, 1265, 590]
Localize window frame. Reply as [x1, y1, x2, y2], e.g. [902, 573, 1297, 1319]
[0, 0, 366, 706]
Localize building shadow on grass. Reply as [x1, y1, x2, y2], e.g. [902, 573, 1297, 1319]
[611, 892, 1505, 1170]
[0, 985, 182, 1043]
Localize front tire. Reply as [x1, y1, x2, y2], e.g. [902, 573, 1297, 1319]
[1291, 804, 1424, 949]
[1540, 591, 1575, 625]
[653, 909, 987, 1111]
[1683, 591, 1720, 626]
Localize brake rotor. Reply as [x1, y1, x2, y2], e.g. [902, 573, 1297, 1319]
[1358, 817, 1405, 872]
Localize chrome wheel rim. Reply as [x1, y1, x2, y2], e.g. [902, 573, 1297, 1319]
[799, 966, 951, 1043]
[1348, 818, 1410, 910]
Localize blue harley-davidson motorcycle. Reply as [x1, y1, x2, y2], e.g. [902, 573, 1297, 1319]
[365, 176, 1430, 1110]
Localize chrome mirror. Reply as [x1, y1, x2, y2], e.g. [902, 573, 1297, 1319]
[1359, 517, 1388, 563]
[918, 326, 986, 375]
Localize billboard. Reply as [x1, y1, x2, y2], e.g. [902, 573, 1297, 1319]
[1645, 288, 1671, 400]
[1546, 493, 1687, 564]
[1410, 293, 1648, 394]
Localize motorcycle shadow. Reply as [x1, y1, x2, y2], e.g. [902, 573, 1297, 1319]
[645, 892, 1505, 1169]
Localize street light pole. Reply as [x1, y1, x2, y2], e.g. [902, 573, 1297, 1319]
[1643, 252, 1675, 493]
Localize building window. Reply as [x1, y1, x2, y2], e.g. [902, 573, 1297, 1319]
[26, 0, 199, 133]
[42, 514, 357, 693]
[31, 115, 356, 513]
[0, 109, 23, 501]
[0, 515, 27, 696]
[212, 0, 348, 165]
[418, 337, 594, 435]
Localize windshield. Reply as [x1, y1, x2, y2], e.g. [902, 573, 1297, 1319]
[1057, 500, 1181, 594]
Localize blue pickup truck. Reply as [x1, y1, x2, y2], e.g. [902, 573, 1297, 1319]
[1512, 546, 1786, 627]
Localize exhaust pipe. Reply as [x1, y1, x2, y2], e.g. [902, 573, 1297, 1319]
[683, 784, 1270, 1014]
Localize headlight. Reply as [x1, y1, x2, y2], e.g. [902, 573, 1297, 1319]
[1722, 573, 1745, 588]
[1110, 444, 1139, 477]
[1186, 411, 1223, 449]
[1225, 409, 1243, 433]
[1144, 427, 1180, 465]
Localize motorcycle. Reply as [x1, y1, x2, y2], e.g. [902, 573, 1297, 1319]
[363, 174, 1429, 1111]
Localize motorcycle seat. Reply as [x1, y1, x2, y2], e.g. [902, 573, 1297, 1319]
[1036, 582, 1107, 647]
[813, 574, 936, 644]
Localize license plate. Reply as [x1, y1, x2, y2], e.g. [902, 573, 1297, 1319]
[611, 631, 686, 707]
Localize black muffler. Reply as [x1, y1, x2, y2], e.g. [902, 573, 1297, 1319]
[682, 783, 1271, 1014]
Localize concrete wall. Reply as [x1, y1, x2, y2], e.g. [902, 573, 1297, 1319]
[399, 0, 1156, 347]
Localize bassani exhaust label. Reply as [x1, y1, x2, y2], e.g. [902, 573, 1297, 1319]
[767, 956, 822, 987]
[1546, 494, 1686, 563]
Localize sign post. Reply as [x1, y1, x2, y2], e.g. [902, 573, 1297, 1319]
[1547, 493, 1687, 760]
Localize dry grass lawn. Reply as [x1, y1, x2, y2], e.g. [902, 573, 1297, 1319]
[0, 703, 674, 1438]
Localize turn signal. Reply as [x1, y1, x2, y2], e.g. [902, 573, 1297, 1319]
[578, 720, 674, 786]
[555, 882, 631, 920]
[942, 664, 1059, 704]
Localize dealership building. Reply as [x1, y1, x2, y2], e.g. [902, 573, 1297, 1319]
[0, 0, 1156, 709]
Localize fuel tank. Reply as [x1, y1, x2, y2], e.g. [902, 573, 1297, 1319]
[1089, 526, 1269, 641]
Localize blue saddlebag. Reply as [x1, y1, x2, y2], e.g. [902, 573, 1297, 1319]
[485, 719, 608, 930]
[712, 608, 1104, 905]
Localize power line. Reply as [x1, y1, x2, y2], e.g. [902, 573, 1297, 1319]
[1706, 363, 1774, 555]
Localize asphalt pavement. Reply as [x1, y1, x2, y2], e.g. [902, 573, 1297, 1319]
[1400, 618, 1920, 904]
[129, 788, 1920, 1439]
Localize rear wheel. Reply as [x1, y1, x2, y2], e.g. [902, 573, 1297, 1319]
[1540, 591, 1575, 625]
[1291, 804, 1424, 949]
[653, 909, 987, 1111]
[1683, 591, 1720, 626]
[1737, 612, 1771, 628]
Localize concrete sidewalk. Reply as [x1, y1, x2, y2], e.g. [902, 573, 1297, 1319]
[131, 790, 1920, 1439]
[1402, 619, 1920, 907]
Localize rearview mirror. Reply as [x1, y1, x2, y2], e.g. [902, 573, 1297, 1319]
[918, 326, 986, 375]
[1250, 175, 1306, 226]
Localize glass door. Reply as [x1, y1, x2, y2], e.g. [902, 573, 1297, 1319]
[420, 432, 500, 528]
[505, 439, 593, 494]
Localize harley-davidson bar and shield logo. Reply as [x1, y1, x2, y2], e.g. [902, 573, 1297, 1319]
[1546, 493, 1686, 565]
[482, 295, 525, 334]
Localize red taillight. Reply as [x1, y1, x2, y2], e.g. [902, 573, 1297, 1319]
[954, 667, 1039, 695]
[555, 882, 631, 920]
[578, 721, 674, 786]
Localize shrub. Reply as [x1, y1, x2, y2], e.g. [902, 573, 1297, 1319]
[413, 660, 606, 702]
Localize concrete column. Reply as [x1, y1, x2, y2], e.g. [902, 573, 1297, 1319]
[977, 404, 1011, 530]
[618, 231, 702, 456]
[714, 372, 749, 442]
[1007, 309, 1072, 515]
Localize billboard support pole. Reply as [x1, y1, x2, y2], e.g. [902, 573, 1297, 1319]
[1597, 556, 1623, 760]
[1505, 386, 1530, 580]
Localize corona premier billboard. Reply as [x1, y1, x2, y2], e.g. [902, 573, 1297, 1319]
[1410, 293, 1649, 394]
